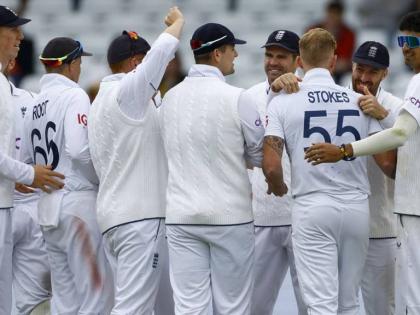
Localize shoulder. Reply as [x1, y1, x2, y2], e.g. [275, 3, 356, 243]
[64, 87, 90, 104]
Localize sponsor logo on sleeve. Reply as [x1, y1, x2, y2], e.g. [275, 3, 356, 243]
[409, 96, 420, 109]
[77, 113, 88, 126]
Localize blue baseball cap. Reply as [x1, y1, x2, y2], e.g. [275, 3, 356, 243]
[352, 41, 389, 69]
[262, 30, 300, 54]
[190, 23, 246, 56]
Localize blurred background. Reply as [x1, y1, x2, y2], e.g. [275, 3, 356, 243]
[3, 0, 419, 99]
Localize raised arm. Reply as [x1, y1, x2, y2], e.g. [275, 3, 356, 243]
[118, 7, 184, 120]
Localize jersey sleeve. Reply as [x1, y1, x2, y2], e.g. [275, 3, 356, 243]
[0, 149, 34, 185]
[118, 33, 179, 120]
[265, 98, 285, 139]
[63, 89, 98, 184]
[402, 75, 420, 126]
[237, 91, 264, 167]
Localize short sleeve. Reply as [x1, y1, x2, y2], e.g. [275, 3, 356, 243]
[402, 75, 420, 126]
[265, 98, 285, 139]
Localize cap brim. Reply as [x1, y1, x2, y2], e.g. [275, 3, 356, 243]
[261, 43, 299, 54]
[81, 51, 93, 56]
[234, 38, 246, 45]
[5, 17, 31, 27]
[352, 57, 388, 69]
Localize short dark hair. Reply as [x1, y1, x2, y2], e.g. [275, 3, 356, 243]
[326, 1, 344, 13]
[399, 11, 420, 33]
[193, 45, 227, 64]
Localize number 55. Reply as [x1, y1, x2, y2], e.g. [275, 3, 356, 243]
[304, 109, 361, 160]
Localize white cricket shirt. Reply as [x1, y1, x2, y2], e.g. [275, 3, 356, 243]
[394, 72, 420, 216]
[10, 82, 40, 205]
[244, 80, 292, 226]
[21, 74, 97, 227]
[266, 68, 382, 201]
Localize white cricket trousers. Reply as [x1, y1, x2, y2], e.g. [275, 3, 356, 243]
[0, 208, 12, 315]
[251, 225, 307, 315]
[13, 200, 52, 314]
[292, 194, 369, 315]
[41, 192, 112, 315]
[154, 235, 175, 315]
[166, 223, 255, 315]
[395, 215, 420, 314]
[360, 238, 396, 315]
[104, 219, 165, 315]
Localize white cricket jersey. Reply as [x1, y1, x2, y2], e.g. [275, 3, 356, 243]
[0, 72, 34, 208]
[367, 87, 402, 238]
[10, 82, 40, 205]
[21, 74, 97, 228]
[161, 65, 263, 225]
[394, 73, 420, 216]
[244, 81, 291, 226]
[22, 74, 98, 191]
[266, 68, 382, 201]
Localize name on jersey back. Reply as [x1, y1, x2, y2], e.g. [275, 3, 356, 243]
[308, 91, 350, 103]
[33, 100, 49, 120]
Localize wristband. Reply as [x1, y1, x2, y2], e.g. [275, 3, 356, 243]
[339, 144, 352, 161]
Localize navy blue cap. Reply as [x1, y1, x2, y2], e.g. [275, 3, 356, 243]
[0, 5, 30, 27]
[190, 23, 246, 55]
[352, 41, 389, 69]
[262, 30, 300, 54]
[107, 31, 151, 65]
[40, 37, 92, 66]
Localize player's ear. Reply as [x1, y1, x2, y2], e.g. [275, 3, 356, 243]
[296, 55, 303, 68]
[329, 54, 337, 73]
[382, 68, 389, 80]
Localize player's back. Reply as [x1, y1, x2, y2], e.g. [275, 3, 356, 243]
[267, 69, 381, 201]
[23, 74, 96, 192]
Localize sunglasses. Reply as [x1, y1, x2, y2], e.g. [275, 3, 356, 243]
[397, 35, 420, 48]
[39, 41, 84, 67]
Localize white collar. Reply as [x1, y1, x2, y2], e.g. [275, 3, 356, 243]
[102, 73, 125, 82]
[302, 68, 335, 85]
[40, 73, 80, 90]
[188, 64, 226, 82]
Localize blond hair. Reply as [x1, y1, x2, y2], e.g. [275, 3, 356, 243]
[299, 28, 337, 67]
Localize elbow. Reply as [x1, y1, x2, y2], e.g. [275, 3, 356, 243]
[392, 127, 409, 147]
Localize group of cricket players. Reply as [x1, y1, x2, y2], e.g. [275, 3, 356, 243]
[1, 3, 420, 315]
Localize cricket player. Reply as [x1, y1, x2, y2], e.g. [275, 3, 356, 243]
[3, 60, 53, 315]
[244, 29, 306, 315]
[88, 7, 184, 314]
[0, 6, 64, 313]
[305, 11, 420, 314]
[21, 37, 112, 314]
[160, 22, 264, 315]
[263, 28, 390, 315]
[350, 41, 402, 315]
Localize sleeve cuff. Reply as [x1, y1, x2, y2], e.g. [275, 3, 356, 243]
[20, 164, 34, 186]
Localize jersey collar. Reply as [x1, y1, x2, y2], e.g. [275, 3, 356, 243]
[302, 68, 334, 85]
[102, 73, 125, 83]
[40, 73, 80, 90]
[188, 64, 226, 82]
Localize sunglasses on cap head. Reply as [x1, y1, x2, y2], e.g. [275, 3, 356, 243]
[397, 35, 420, 49]
[123, 30, 139, 41]
[39, 41, 84, 67]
